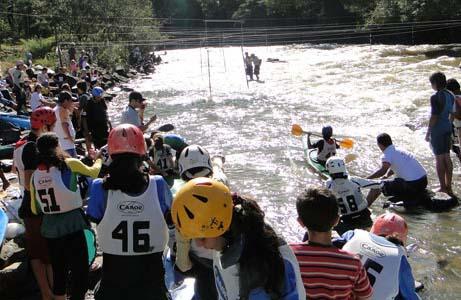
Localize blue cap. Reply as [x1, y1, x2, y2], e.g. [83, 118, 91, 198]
[92, 87, 104, 97]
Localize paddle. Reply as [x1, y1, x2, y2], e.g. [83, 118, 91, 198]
[344, 153, 358, 163]
[291, 124, 355, 149]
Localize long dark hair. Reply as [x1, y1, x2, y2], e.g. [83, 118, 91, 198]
[226, 194, 285, 299]
[36, 133, 69, 170]
[102, 153, 149, 194]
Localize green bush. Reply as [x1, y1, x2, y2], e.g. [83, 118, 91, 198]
[96, 44, 129, 70]
[21, 37, 55, 59]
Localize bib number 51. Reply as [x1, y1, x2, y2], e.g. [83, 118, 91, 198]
[112, 221, 151, 253]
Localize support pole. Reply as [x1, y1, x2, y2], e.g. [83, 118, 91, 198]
[207, 49, 212, 99]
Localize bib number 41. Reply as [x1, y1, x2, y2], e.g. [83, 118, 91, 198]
[112, 221, 152, 253]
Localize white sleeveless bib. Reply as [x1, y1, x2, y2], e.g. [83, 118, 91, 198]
[32, 167, 82, 214]
[97, 177, 168, 255]
[343, 229, 404, 299]
[327, 178, 368, 215]
[317, 140, 337, 161]
[13, 142, 27, 189]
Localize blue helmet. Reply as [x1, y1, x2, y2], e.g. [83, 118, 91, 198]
[322, 126, 333, 139]
[91, 87, 104, 97]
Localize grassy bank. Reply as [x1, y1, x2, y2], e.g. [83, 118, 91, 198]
[0, 37, 56, 73]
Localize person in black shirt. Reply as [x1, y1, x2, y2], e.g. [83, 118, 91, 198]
[83, 87, 111, 149]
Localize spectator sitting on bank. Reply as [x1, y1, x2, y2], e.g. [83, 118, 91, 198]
[54, 67, 68, 88]
[37, 68, 49, 88]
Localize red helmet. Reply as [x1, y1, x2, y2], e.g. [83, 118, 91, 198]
[371, 213, 408, 244]
[30, 107, 56, 129]
[108, 124, 146, 156]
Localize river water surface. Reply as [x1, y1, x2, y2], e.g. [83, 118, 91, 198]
[110, 44, 461, 299]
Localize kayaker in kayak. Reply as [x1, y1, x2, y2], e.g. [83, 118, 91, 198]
[307, 125, 340, 166]
[13, 107, 56, 300]
[367, 133, 428, 206]
[338, 213, 420, 300]
[174, 145, 226, 300]
[290, 187, 372, 299]
[172, 177, 305, 300]
[325, 157, 381, 235]
[87, 124, 172, 300]
[30, 132, 102, 300]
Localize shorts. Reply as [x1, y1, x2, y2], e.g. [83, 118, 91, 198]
[95, 252, 170, 300]
[23, 216, 50, 263]
[430, 132, 451, 155]
[382, 176, 428, 198]
[335, 209, 372, 235]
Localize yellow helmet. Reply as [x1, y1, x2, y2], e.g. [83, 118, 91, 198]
[172, 177, 233, 239]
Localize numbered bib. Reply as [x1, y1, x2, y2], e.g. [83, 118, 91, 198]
[328, 178, 368, 216]
[343, 230, 403, 300]
[32, 167, 83, 214]
[97, 177, 168, 255]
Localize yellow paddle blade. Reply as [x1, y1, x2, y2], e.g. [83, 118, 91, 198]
[345, 153, 358, 163]
[339, 138, 354, 149]
[291, 124, 304, 136]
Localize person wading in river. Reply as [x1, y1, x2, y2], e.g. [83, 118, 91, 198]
[426, 72, 455, 195]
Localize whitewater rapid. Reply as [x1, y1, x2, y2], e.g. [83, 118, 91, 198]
[109, 44, 461, 298]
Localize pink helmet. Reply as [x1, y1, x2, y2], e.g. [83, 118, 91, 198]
[371, 213, 408, 244]
[108, 124, 146, 156]
[30, 107, 56, 129]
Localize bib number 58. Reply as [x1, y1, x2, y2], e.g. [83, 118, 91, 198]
[112, 221, 151, 253]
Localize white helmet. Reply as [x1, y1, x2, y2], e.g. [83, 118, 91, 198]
[179, 145, 212, 180]
[326, 157, 347, 175]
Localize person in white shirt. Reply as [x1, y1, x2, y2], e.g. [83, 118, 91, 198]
[53, 91, 77, 157]
[120, 91, 156, 132]
[367, 133, 427, 205]
[30, 84, 54, 111]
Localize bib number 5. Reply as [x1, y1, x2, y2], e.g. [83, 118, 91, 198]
[112, 221, 152, 253]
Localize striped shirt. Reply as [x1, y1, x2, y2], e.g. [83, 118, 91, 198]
[290, 243, 373, 299]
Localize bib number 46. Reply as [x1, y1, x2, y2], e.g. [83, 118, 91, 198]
[112, 221, 152, 253]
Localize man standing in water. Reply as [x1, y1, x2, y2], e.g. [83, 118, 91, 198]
[244, 52, 253, 81]
[120, 91, 157, 132]
[426, 72, 454, 195]
[251, 54, 262, 81]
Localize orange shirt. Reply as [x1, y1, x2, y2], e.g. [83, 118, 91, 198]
[290, 243, 373, 299]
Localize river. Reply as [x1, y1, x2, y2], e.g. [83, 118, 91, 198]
[109, 44, 461, 299]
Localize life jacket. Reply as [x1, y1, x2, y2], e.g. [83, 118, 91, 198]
[343, 229, 404, 299]
[152, 146, 174, 172]
[97, 177, 168, 256]
[32, 166, 83, 214]
[213, 243, 305, 300]
[317, 139, 337, 162]
[12, 136, 29, 190]
[326, 178, 368, 216]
